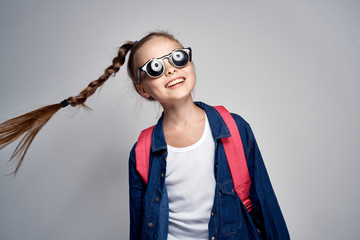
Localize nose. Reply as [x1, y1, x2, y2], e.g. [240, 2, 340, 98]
[164, 58, 177, 76]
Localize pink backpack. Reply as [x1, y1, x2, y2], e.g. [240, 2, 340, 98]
[135, 106, 252, 212]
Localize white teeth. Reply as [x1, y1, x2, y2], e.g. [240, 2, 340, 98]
[166, 78, 184, 88]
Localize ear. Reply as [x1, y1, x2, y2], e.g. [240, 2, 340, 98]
[135, 84, 151, 99]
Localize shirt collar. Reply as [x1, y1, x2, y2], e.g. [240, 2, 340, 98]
[151, 101, 231, 152]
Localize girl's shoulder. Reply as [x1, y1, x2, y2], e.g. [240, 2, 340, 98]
[228, 112, 255, 146]
[226, 109, 252, 129]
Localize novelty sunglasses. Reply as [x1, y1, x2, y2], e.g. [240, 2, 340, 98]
[137, 47, 192, 84]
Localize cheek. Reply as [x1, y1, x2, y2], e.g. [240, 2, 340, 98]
[142, 82, 153, 93]
[185, 65, 196, 81]
[143, 80, 161, 95]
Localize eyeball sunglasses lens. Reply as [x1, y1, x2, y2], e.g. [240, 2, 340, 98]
[147, 59, 164, 77]
[171, 50, 189, 67]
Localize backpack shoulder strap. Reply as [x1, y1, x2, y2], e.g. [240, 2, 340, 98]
[134, 106, 252, 212]
[214, 106, 252, 212]
[135, 125, 155, 184]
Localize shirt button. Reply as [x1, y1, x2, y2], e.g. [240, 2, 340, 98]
[160, 173, 164, 178]
[148, 222, 153, 227]
[211, 211, 215, 216]
[155, 197, 159, 202]
[211, 237, 215, 240]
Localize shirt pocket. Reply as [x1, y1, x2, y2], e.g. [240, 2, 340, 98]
[218, 181, 242, 235]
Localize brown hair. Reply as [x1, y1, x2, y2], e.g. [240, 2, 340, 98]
[0, 31, 182, 175]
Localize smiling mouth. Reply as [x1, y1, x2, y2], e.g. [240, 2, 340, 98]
[166, 78, 185, 88]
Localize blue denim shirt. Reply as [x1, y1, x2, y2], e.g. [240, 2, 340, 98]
[129, 102, 290, 240]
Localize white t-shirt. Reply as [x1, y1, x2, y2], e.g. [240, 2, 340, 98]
[165, 113, 216, 240]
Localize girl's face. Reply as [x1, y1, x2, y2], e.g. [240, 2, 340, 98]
[135, 37, 196, 106]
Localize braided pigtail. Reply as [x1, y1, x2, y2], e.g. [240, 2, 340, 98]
[0, 41, 135, 175]
[67, 42, 134, 108]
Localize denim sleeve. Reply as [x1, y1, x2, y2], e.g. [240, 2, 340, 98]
[246, 127, 290, 239]
[129, 143, 146, 240]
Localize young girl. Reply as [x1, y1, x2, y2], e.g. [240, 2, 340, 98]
[0, 32, 289, 239]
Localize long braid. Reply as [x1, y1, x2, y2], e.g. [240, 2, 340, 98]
[0, 41, 135, 175]
[67, 42, 134, 107]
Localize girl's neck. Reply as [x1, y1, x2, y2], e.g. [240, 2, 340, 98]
[161, 98, 203, 127]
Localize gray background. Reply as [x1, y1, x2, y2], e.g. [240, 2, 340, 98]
[0, 0, 359, 239]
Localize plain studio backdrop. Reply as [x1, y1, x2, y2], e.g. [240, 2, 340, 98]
[0, 0, 359, 239]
